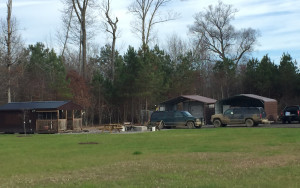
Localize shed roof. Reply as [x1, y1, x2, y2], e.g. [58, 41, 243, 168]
[0, 101, 82, 111]
[161, 95, 216, 105]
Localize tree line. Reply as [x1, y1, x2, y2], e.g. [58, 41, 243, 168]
[0, 0, 299, 125]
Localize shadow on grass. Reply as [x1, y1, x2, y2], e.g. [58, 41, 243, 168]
[133, 151, 142, 155]
[78, 142, 99, 144]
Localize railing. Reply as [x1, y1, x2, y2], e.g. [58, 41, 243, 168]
[58, 119, 67, 131]
[36, 119, 82, 133]
[36, 120, 58, 132]
[73, 119, 82, 130]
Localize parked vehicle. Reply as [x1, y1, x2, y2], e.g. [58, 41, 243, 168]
[149, 111, 202, 129]
[279, 105, 300, 124]
[211, 107, 267, 127]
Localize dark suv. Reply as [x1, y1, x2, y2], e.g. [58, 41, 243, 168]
[211, 107, 267, 127]
[280, 105, 300, 124]
[149, 111, 202, 129]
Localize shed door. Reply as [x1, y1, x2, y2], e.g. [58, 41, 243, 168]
[191, 105, 203, 118]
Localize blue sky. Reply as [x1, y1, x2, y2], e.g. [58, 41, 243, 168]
[0, 0, 299, 65]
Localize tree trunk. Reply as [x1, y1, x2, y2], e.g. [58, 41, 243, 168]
[98, 86, 102, 125]
[103, 0, 118, 82]
[81, 19, 87, 79]
[6, 0, 12, 103]
[111, 35, 116, 82]
[72, 0, 89, 79]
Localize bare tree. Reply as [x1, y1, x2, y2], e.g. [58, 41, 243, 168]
[189, 1, 260, 66]
[0, 0, 24, 103]
[59, 6, 74, 60]
[58, 1, 80, 71]
[165, 33, 189, 62]
[72, 0, 89, 78]
[100, 0, 119, 82]
[59, 0, 98, 78]
[128, 0, 178, 53]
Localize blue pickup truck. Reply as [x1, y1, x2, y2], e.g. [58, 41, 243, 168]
[149, 111, 202, 129]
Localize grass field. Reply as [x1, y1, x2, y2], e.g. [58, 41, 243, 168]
[0, 128, 300, 188]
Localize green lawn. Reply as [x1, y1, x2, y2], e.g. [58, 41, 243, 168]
[0, 128, 299, 188]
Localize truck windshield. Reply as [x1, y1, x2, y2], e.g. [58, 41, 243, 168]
[183, 111, 193, 117]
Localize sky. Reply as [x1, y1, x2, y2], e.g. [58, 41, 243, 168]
[0, 0, 299, 65]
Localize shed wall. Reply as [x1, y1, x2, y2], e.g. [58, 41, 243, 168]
[0, 110, 35, 133]
[0, 111, 23, 133]
[264, 101, 278, 121]
[183, 101, 204, 118]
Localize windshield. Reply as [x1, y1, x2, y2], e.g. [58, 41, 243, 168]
[182, 111, 193, 117]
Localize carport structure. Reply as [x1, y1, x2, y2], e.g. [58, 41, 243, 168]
[215, 94, 278, 121]
[159, 95, 216, 124]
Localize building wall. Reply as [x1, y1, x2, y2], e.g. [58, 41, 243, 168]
[264, 101, 278, 121]
[0, 110, 35, 133]
[183, 101, 204, 118]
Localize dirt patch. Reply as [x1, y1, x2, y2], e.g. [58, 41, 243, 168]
[78, 142, 99, 145]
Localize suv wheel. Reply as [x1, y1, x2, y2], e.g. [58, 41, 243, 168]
[245, 119, 254, 127]
[187, 121, 195, 129]
[213, 119, 221, 127]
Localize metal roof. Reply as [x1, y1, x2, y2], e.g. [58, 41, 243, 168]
[216, 94, 277, 105]
[239, 94, 277, 102]
[161, 95, 216, 105]
[0, 101, 74, 111]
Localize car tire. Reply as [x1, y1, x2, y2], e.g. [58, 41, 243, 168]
[213, 119, 221, 127]
[246, 119, 254, 127]
[187, 121, 195, 129]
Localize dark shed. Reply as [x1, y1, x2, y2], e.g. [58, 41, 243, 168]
[0, 101, 83, 133]
[215, 94, 278, 121]
[159, 95, 216, 124]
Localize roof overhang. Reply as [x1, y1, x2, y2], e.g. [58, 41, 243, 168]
[0, 101, 83, 111]
[216, 94, 277, 107]
[160, 95, 216, 105]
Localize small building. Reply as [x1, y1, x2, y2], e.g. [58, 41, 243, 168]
[215, 94, 278, 121]
[159, 95, 217, 124]
[0, 101, 83, 133]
